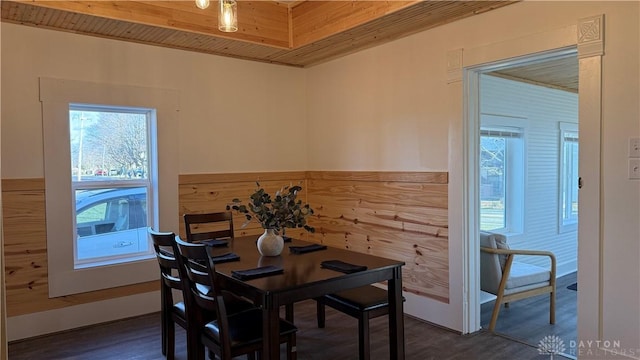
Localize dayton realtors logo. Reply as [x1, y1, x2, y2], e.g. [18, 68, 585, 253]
[538, 335, 566, 359]
[538, 335, 639, 358]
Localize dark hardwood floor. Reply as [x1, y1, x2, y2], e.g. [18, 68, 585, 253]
[9, 299, 546, 360]
[481, 272, 577, 354]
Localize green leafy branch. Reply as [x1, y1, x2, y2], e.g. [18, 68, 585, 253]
[227, 182, 315, 233]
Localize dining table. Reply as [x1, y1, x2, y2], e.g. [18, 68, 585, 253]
[210, 235, 406, 360]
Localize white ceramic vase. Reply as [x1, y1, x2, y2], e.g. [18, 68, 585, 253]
[256, 229, 284, 256]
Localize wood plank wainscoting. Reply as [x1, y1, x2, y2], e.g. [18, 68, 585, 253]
[178, 171, 310, 240]
[1, 179, 157, 317]
[180, 171, 449, 303]
[3, 170, 448, 318]
[305, 171, 449, 303]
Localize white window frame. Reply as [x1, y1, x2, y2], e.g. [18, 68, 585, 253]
[480, 114, 526, 236]
[41, 78, 179, 297]
[70, 104, 156, 268]
[558, 122, 579, 233]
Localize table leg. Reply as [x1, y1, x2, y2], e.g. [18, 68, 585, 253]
[263, 303, 281, 360]
[389, 267, 405, 359]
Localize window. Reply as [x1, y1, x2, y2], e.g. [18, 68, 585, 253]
[559, 122, 579, 232]
[479, 116, 525, 234]
[69, 105, 154, 268]
[41, 78, 179, 297]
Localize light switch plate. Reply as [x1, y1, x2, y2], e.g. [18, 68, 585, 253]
[629, 138, 640, 158]
[629, 159, 640, 179]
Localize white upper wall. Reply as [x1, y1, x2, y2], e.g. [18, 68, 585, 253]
[306, 34, 450, 171]
[0, 23, 308, 177]
[306, 0, 639, 349]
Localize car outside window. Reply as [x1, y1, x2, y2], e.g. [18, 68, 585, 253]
[70, 105, 154, 268]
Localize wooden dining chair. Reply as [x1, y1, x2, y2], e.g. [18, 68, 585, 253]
[174, 236, 298, 360]
[184, 212, 235, 242]
[148, 228, 190, 360]
[316, 286, 396, 360]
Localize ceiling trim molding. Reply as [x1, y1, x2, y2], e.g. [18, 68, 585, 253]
[2, 0, 518, 67]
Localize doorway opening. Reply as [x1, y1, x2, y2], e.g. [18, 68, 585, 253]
[466, 48, 579, 352]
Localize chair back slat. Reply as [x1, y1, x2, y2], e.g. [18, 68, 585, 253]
[148, 228, 182, 291]
[174, 236, 232, 350]
[184, 212, 234, 242]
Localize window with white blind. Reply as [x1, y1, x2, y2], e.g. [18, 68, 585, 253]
[559, 122, 579, 233]
[479, 115, 526, 234]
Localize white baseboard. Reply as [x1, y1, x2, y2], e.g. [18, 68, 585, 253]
[7, 291, 161, 342]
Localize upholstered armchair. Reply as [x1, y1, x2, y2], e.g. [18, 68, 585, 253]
[480, 231, 556, 331]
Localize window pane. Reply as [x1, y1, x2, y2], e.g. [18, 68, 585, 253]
[480, 136, 506, 230]
[70, 104, 153, 268]
[70, 110, 148, 181]
[562, 139, 579, 223]
[75, 187, 149, 261]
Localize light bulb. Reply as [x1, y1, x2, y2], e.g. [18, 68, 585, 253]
[195, 0, 210, 10]
[218, 0, 237, 32]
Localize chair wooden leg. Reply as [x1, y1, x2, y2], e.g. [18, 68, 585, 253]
[489, 254, 513, 332]
[285, 304, 294, 323]
[161, 309, 168, 356]
[357, 315, 370, 360]
[316, 301, 326, 328]
[489, 294, 504, 332]
[195, 343, 206, 360]
[166, 317, 175, 360]
[287, 333, 297, 360]
[186, 326, 202, 360]
[160, 286, 168, 356]
[550, 291, 556, 324]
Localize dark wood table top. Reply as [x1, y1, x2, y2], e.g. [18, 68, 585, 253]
[211, 235, 404, 304]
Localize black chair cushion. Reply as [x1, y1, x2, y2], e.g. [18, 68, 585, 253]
[173, 294, 252, 321]
[193, 284, 254, 315]
[202, 308, 297, 347]
[172, 301, 186, 318]
[324, 286, 389, 311]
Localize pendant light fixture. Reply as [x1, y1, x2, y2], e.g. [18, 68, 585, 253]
[194, 0, 210, 10]
[218, 0, 238, 33]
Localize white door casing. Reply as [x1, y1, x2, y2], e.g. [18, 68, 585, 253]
[456, 16, 604, 337]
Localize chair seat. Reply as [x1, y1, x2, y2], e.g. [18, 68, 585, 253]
[505, 261, 551, 289]
[173, 294, 253, 322]
[323, 286, 389, 312]
[173, 301, 186, 318]
[194, 284, 255, 315]
[203, 308, 297, 347]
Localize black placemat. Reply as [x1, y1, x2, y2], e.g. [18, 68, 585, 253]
[201, 239, 228, 247]
[210, 253, 240, 264]
[320, 260, 367, 274]
[231, 265, 284, 280]
[289, 244, 328, 254]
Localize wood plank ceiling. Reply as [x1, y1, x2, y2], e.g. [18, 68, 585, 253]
[2, 0, 578, 92]
[1, 0, 517, 68]
[490, 55, 579, 93]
